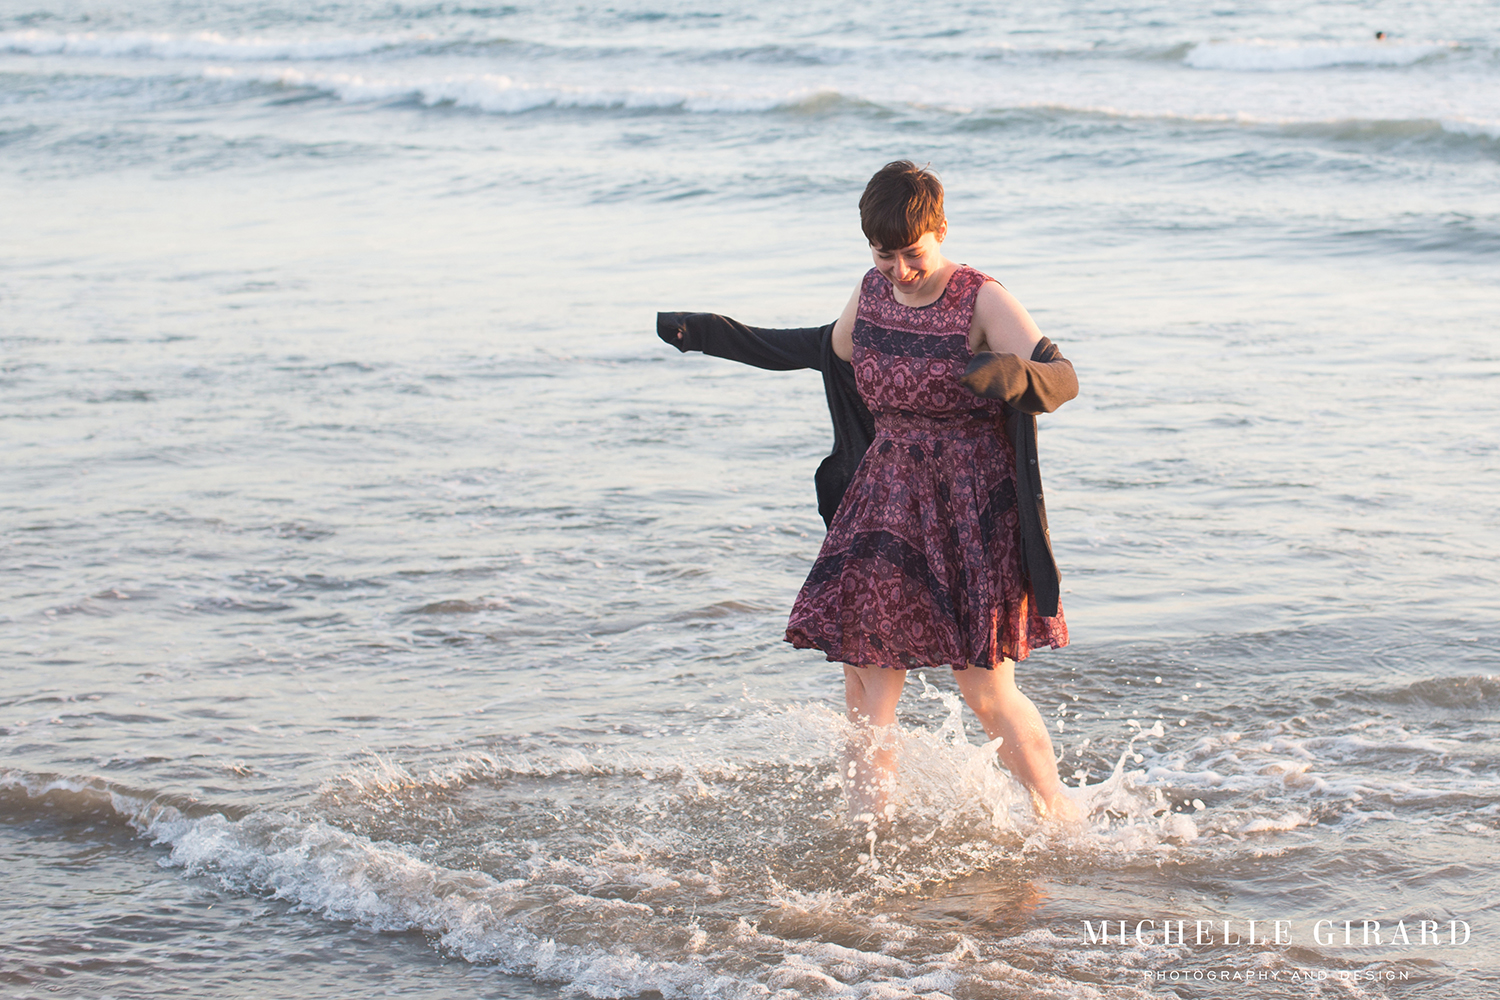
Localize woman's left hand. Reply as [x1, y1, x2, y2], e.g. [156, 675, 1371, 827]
[960, 351, 1026, 400]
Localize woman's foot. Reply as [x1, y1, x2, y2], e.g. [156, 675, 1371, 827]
[1035, 789, 1083, 828]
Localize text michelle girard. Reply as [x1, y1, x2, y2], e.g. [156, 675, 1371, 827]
[1082, 918, 1472, 948]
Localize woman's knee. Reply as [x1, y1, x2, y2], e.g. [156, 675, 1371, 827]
[959, 685, 1001, 719]
[845, 664, 905, 723]
[954, 665, 1019, 715]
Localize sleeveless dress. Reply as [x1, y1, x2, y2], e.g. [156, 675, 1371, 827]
[785, 266, 1068, 670]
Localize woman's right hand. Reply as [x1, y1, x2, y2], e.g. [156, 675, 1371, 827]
[656, 312, 693, 350]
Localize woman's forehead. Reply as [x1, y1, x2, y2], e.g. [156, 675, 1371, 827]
[871, 233, 939, 252]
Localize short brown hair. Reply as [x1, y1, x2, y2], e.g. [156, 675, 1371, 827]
[859, 160, 945, 250]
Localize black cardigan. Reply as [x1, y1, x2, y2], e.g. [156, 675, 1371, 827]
[655, 312, 1075, 618]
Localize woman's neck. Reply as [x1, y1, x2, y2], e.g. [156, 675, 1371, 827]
[890, 259, 959, 307]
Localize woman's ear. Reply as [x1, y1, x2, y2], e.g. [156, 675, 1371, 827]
[937, 219, 949, 242]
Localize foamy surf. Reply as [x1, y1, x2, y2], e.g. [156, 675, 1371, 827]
[0, 686, 1249, 999]
[1184, 38, 1457, 72]
[2, 767, 1171, 999]
[4, 659, 1493, 998]
[6, 665, 1463, 999]
[199, 65, 811, 114]
[0, 27, 409, 61]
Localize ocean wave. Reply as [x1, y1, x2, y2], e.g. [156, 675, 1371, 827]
[0, 769, 1166, 1000]
[1134, 712, 1500, 825]
[939, 103, 1500, 158]
[4, 671, 1489, 995]
[191, 65, 1500, 147]
[0, 28, 1044, 68]
[1370, 674, 1500, 709]
[1281, 115, 1500, 146]
[1184, 38, 1457, 72]
[203, 65, 814, 114]
[144, 807, 1131, 1000]
[9, 26, 1482, 77]
[0, 28, 407, 61]
[5, 665, 1484, 997]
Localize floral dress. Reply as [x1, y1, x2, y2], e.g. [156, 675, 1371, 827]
[785, 266, 1068, 669]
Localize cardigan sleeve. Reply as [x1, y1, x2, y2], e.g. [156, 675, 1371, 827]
[656, 312, 826, 371]
[958, 337, 1078, 413]
[657, 313, 866, 526]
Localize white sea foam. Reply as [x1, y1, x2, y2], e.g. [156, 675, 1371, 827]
[184, 65, 1500, 140]
[202, 65, 801, 114]
[0, 769, 1157, 999]
[0, 28, 405, 61]
[6, 681, 1491, 994]
[8, 28, 1497, 139]
[1237, 811, 1311, 834]
[145, 807, 1148, 999]
[1184, 38, 1455, 72]
[5, 660, 1489, 996]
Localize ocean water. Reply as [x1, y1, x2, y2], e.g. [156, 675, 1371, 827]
[3, 0, 1498, 997]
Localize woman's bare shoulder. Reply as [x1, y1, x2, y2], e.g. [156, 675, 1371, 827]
[971, 277, 1042, 356]
[831, 277, 864, 362]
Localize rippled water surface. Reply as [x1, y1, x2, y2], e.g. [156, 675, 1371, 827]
[3, 0, 1499, 997]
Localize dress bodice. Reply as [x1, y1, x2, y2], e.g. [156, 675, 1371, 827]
[851, 265, 1002, 423]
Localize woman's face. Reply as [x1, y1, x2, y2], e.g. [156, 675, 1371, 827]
[870, 223, 947, 296]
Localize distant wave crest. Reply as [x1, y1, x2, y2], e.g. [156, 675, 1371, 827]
[205, 65, 818, 114]
[198, 66, 1500, 152]
[1185, 38, 1456, 72]
[0, 28, 404, 61]
[1, 27, 1481, 79]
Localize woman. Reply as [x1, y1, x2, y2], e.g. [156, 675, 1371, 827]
[658, 161, 1079, 826]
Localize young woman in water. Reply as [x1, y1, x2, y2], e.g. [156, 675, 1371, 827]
[658, 161, 1080, 826]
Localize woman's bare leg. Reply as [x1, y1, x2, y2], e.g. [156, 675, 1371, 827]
[843, 665, 906, 821]
[951, 660, 1080, 824]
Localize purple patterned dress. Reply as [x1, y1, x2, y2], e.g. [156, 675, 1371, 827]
[785, 266, 1068, 669]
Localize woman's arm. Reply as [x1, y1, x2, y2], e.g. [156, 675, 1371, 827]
[968, 280, 1044, 358]
[657, 312, 826, 370]
[829, 282, 862, 363]
[958, 281, 1077, 413]
[961, 337, 1079, 414]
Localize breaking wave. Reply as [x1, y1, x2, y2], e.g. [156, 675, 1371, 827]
[201, 65, 809, 114]
[5, 669, 1493, 997]
[0, 28, 408, 61]
[1184, 38, 1458, 72]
